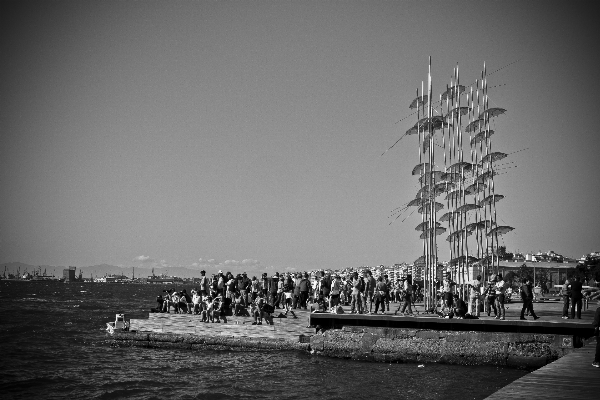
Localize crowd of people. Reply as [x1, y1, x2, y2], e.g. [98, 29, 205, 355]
[153, 269, 426, 323]
[153, 269, 600, 323]
[150, 268, 600, 368]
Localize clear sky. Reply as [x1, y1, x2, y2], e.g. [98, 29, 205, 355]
[1, 1, 599, 274]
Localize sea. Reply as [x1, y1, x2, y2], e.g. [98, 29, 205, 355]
[0, 281, 528, 399]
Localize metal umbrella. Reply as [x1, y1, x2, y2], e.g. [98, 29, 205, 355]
[475, 170, 497, 184]
[481, 152, 507, 164]
[420, 226, 447, 239]
[445, 190, 462, 202]
[465, 119, 485, 133]
[464, 182, 487, 195]
[478, 194, 505, 207]
[409, 95, 429, 109]
[441, 171, 461, 183]
[419, 170, 443, 185]
[486, 226, 514, 237]
[439, 211, 458, 222]
[407, 198, 427, 207]
[414, 254, 436, 266]
[441, 85, 465, 100]
[470, 129, 495, 145]
[465, 220, 495, 232]
[447, 161, 474, 172]
[446, 229, 473, 242]
[444, 106, 471, 122]
[415, 221, 442, 231]
[456, 203, 481, 213]
[412, 163, 431, 176]
[448, 255, 478, 266]
[418, 202, 444, 214]
[478, 107, 506, 119]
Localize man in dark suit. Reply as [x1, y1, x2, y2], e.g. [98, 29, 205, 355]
[520, 277, 539, 320]
[570, 276, 583, 319]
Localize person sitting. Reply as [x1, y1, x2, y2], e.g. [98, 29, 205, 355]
[177, 291, 190, 314]
[166, 290, 180, 313]
[156, 294, 164, 312]
[252, 292, 274, 325]
[453, 294, 468, 319]
[233, 293, 249, 316]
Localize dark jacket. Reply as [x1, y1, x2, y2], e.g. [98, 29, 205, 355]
[570, 281, 583, 299]
[520, 283, 533, 301]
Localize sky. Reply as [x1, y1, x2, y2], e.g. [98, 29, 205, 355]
[1, 1, 599, 274]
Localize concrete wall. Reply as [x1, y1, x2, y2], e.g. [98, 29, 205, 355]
[309, 326, 576, 368]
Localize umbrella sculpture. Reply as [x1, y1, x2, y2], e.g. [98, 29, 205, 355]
[478, 194, 505, 207]
[409, 95, 428, 109]
[419, 170, 444, 185]
[447, 161, 474, 172]
[455, 203, 481, 213]
[487, 225, 514, 237]
[412, 162, 431, 176]
[478, 107, 506, 119]
[470, 129, 495, 145]
[465, 220, 496, 232]
[464, 182, 487, 195]
[444, 106, 471, 122]
[420, 226, 447, 239]
[415, 220, 442, 231]
[441, 171, 462, 183]
[446, 229, 473, 242]
[476, 170, 497, 184]
[395, 59, 513, 310]
[441, 84, 465, 100]
[465, 118, 485, 133]
[448, 255, 478, 267]
[481, 152, 507, 164]
[418, 202, 444, 214]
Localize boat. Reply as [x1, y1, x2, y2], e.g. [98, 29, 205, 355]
[106, 313, 129, 334]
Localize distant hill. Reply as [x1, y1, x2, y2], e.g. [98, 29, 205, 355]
[0, 261, 278, 279]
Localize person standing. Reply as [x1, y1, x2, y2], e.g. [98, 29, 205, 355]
[364, 270, 376, 314]
[299, 273, 311, 310]
[483, 277, 497, 317]
[571, 276, 583, 319]
[350, 272, 364, 314]
[494, 274, 506, 320]
[468, 275, 482, 317]
[396, 274, 414, 316]
[442, 272, 456, 314]
[520, 277, 539, 320]
[561, 278, 571, 319]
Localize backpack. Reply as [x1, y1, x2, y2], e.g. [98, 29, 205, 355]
[357, 278, 365, 292]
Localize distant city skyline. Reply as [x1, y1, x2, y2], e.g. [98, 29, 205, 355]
[1, 1, 598, 271]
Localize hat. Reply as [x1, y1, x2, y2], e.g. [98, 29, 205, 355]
[218, 270, 223, 274]
[242, 272, 247, 275]
[200, 270, 206, 274]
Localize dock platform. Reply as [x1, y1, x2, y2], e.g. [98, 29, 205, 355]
[485, 339, 600, 399]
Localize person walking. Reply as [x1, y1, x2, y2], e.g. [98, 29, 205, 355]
[570, 276, 583, 319]
[520, 277, 539, 320]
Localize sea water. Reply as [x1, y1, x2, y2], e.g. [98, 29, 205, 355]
[0, 281, 527, 399]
